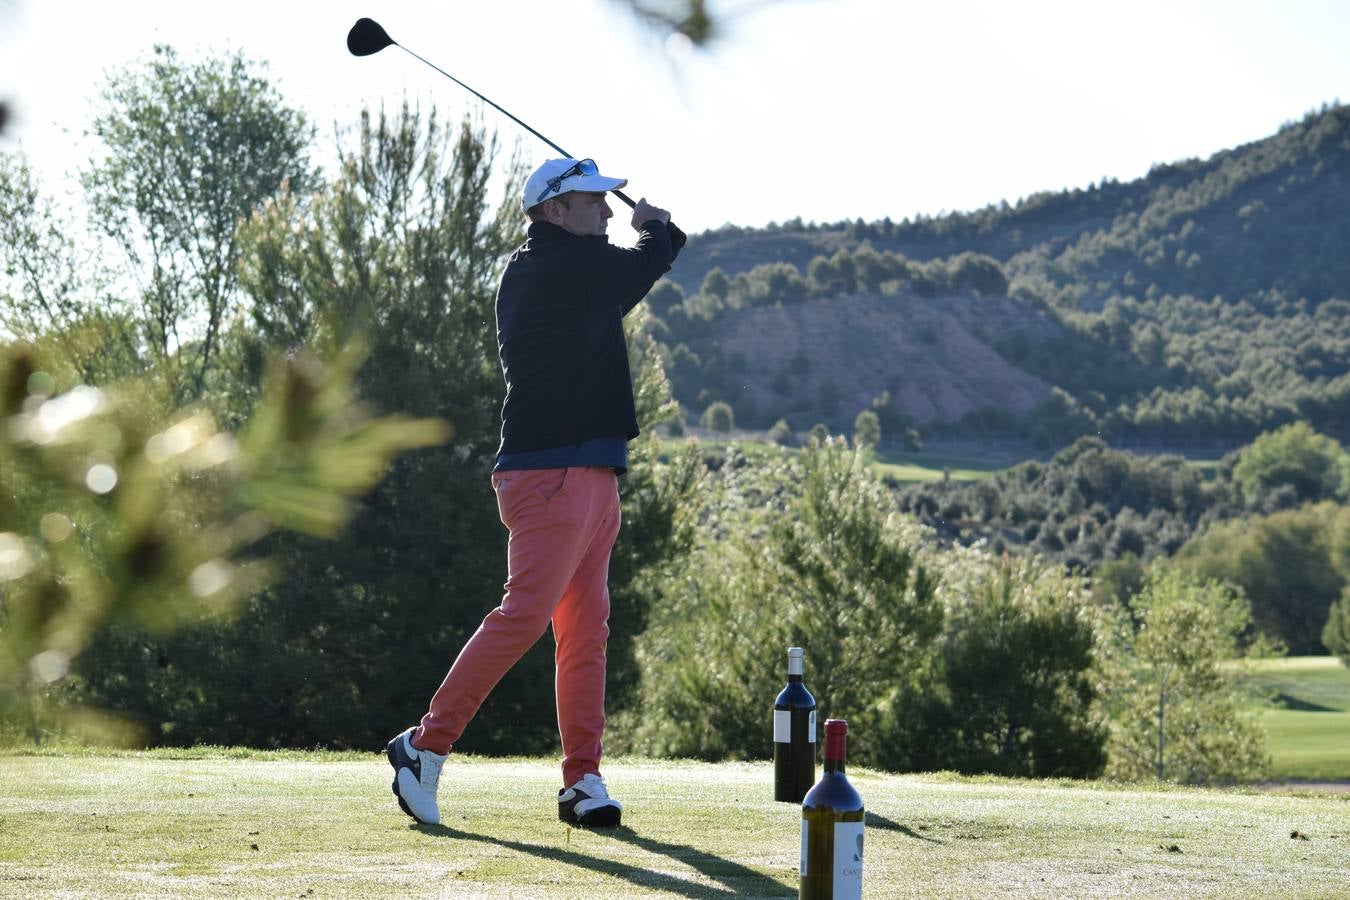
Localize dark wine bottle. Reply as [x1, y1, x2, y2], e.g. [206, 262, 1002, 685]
[774, 646, 816, 803]
[800, 719, 864, 900]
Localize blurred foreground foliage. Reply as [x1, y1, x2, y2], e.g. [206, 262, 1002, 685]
[0, 341, 445, 741]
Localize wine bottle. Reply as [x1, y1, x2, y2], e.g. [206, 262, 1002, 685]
[800, 719, 864, 900]
[774, 646, 816, 803]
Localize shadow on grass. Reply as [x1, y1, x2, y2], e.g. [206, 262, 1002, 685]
[606, 826, 793, 897]
[866, 811, 944, 844]
[418, 822, 792, 898]
[1274, 692, 1341, 712]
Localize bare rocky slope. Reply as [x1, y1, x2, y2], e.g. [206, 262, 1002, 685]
[696, 290, 1063, 426]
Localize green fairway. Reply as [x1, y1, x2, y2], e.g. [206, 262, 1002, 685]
[871, 459, 999, 483]
[871, 448, 1010, 484]
[1, 750, 1346, 898]
[1239, 656, 1350, 781]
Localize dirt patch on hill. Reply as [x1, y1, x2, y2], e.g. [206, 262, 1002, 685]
[698, 291, 1061, 425]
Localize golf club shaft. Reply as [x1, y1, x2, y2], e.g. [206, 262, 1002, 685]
[395, 46, 578, 178]
[394, 49, 650, 215]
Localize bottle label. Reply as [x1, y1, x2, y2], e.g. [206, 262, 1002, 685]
[833, 820, 864, 899]
[800, 820, 808, 876]
[776, 709, 817, 743]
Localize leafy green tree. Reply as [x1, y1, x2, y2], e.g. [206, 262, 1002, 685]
[83, 45, 313, 405]
[853, 408, 880, 449]
[1091, 553, 1146, 609]
[1176, 502, 1345, 654]
[946, 251, 1008, 297]
[622, 440, 941, 766]
[606, 306, 706, 709]
[879, 554, 1106, 777]
[645, 279, 685, 316]
[1105, 566, 1268, 784]
[767, 418, 792, 445]
[1323, 589, 1350, 667]
[0, 153, 139, 385]
[700, 267, 730, 302]
[1232, 421, 1348, 508]
[69, 105, 517, 749]
[701, 400, 733, 432]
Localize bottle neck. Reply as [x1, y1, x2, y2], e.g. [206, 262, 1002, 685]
[787, 653, 803, 678]
[823, 730, 847, 773]
[786, 673, 802, 683]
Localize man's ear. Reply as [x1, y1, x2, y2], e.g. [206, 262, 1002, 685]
[540, 198, 565, 226]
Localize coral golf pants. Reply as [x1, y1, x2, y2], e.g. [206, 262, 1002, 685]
[413, 466, 620, 786]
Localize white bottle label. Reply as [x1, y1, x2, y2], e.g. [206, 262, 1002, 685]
[832, 820, 865, 900]
[774, 709, 790, 743]
[800, 820, 809, 876]
[808, 710, 817, 743]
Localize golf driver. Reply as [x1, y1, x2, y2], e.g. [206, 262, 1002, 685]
[346, 17, 687, 248]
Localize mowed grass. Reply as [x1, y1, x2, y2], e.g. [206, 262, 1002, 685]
[1, 750, 1347, 898]
[1238, 655, 1350, 781]
[656, 434, 1013, 484]
[871, 448, 1010, 483]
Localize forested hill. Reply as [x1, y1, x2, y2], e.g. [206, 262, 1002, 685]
[653, 104, 1350, 449]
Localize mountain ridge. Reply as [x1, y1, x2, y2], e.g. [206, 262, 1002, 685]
[654, 104, 1350, 446]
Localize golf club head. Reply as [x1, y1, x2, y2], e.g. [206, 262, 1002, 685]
[347, 18, 395, 56]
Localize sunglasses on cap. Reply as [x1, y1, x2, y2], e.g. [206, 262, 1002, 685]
[536, 158, 599, 204]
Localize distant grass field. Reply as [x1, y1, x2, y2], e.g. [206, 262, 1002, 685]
[1, 750, 1346, 898]
[1238, 656, 1350, 781]
[871, 455, 1002, 483]
[662, 433, 1229, 487]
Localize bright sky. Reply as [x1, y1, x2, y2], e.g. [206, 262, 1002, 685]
[2, 0, 1349, 236]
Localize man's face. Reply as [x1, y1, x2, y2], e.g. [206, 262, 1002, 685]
[551, 191, 613, 237]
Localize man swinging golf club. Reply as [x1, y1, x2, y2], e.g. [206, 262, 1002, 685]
[386, 158, 680, 827]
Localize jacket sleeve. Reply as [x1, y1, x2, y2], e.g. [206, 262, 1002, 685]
[588, 220, 677, 316]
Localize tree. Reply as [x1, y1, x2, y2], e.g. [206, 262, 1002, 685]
[946, 251, 1008, 297]
[644, 279, 684, 316]
[83, 46, 314, 405]
[1176, 502, 1345, 654]
[700, 267, 730, 302]
[1323, 589, 1350, 667]
[69, 105, 517, 749]
[701, 400, 734, 432]
[1232, 421, 1348, 508]
[1105, 566, 1268, 784]
[853, 409, 880, 449]
[622, 440, 942, 766]
[0, 153, 139, 385]
[880, 554, 1106, 777]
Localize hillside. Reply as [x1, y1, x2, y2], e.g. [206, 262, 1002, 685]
[658, 104, 1350, 445]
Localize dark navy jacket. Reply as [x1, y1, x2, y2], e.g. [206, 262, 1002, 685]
[495, 219, 677, 455]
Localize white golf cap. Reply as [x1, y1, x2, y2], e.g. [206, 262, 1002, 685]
[523, 158, 627, 210]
